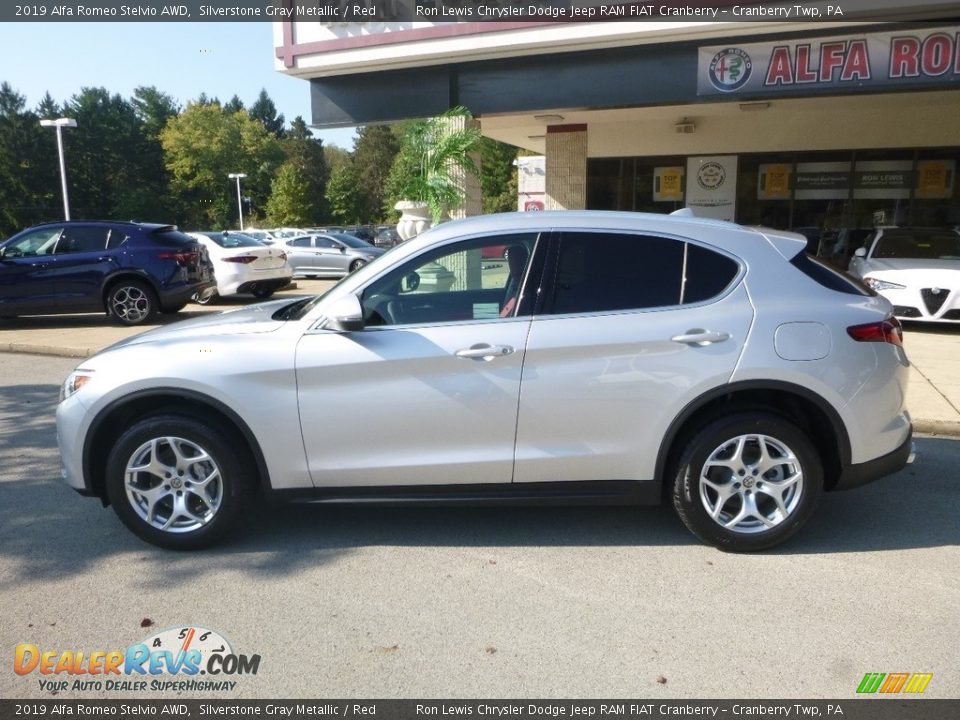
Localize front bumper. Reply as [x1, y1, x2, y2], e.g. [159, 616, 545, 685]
[833, 425, 914, 491]
[877, 285, 960, 322]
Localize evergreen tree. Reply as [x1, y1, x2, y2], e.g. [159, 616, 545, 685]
[249, 89, 285, 139]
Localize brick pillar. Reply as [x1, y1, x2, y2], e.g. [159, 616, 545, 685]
[545, 124, 588, 210]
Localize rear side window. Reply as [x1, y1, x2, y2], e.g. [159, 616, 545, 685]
[56, 227, 110, 253]
[548, 232, 739, 314]
[790, 252, 873, 296]
[150, 228, 198, 247]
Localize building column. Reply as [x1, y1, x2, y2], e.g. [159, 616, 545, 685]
[447, 115, 483, 221]
[545, 124, 588, 210]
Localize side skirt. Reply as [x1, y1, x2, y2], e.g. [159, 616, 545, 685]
[265, 480, 661, 507]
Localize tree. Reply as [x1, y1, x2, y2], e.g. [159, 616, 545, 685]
[161, 103, 284, 228]
[352, 125, 399, 222]
[326, 163, 363, 224]
[0, 83, 56, 236]
[266, 116, 328, 225]
[249, 89, 285, 139]
[479, 137, 519, 214]
[223, 95, 245, 114]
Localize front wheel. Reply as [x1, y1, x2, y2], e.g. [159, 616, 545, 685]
[671, 413, 823, 552]
[349, 259, 366, 273]
[106, 280, 157, 325]
[105, 415, 255, 550]
[252, 288, 275, 299]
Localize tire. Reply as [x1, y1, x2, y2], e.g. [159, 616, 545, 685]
[106, 280, 158, 325]
[194, 291, 218, 306]
[252, 288, 275, 299]
[105, 415, 255, 550]
[671, 413, 823, 552]
[349, 259, 366, 273]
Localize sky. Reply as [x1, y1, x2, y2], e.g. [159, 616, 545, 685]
[0, 21, 358, 149]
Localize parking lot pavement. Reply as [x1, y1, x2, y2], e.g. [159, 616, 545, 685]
[0, 353, 958, 699]
[0, 279, 336, 358]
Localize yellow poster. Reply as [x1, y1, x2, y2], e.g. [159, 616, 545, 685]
[654, 166, 685, 201]
[758, 163, 792, 200]
[915, 160, 955, 199]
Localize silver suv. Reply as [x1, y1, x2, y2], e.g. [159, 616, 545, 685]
[57, 211, 913, 551]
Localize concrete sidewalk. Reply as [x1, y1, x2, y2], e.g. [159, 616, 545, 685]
[1, 291, 958, 435]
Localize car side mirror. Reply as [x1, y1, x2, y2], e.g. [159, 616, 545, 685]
[325, 294, 365, 332]
[854, 247, 867, 258]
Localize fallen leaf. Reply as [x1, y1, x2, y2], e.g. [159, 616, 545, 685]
[484, 646, 497, 655]
[376, 644, 399, 654]
[656, 675, 667, 685]
[140, 618, 154, 628]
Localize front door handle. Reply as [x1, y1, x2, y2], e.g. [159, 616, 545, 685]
[455, 343, 515, 360]
[671, 329, 730, 346]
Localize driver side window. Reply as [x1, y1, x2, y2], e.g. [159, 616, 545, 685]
[4, 228, 62, 257]
[361, 233, 539, 326]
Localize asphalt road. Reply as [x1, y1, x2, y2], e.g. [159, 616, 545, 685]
[0, 353, 957, 700]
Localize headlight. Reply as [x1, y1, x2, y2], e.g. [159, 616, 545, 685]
[864, 277, 906, 291]
[60, 370, 94, 403]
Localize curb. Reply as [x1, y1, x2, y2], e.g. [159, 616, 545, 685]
[2, 343, 92, 359]
[912, 419, 960, 438]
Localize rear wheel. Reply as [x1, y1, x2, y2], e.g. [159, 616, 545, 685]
[105, 415, 255, 550]
[349, 259, 366, 273]
[252, 288, 275, 299]
[671, 413, 823, 552]
[106, 280, 157, 325]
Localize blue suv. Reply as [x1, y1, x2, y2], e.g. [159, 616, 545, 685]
[0, 221, 215, 325]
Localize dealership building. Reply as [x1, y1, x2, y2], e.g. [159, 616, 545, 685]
[274, 4, 960, 237]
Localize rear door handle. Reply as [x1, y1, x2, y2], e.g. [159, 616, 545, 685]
[671, 329, 730, 346]
[455, 344, 515, 360]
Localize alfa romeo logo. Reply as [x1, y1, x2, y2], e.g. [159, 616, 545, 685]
[708, 47, 752, 92]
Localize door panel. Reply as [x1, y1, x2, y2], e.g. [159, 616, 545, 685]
[515, 285, 754, 483]
[295, 319, 530, 487]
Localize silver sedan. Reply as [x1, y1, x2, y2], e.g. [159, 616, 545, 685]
[281, 232, 384, 277]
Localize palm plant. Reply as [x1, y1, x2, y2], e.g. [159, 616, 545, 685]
[393, 106, 482, 224]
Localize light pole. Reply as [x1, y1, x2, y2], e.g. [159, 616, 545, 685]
[228, 173, 247, 230]
[40, 118, 78, 221]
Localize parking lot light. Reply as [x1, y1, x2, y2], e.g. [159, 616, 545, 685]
[40, 118, 78, 221]
[228, 173, 248, 231]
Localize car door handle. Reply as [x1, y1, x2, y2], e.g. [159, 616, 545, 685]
[671, 329, 730, 346]
[455, 344, 515, 360]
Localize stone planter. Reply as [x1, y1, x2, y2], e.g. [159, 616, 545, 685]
[395, 200, 432, 241]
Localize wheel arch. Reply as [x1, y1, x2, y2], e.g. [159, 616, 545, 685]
[101, 271, 160, 308]
[655, 380, 852, 493]
[83, 388, 271, 504]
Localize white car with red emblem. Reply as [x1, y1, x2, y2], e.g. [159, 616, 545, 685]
[848, 227, 960, 323]
[189, 231, 292, 304]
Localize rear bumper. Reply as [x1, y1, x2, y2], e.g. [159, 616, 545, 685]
[833, 425, 914, 491]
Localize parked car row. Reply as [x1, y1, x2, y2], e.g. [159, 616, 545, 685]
[0, 220, 388, 323]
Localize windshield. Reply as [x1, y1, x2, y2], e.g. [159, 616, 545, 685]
[330, 233, 373, 249]
[205, 232, 263, 248]
[872, 230, 960, 259]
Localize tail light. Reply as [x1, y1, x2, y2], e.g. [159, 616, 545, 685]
[847, 317, 903, 347]
[222, 255, 258, 264]
[157, 250, 198, 265]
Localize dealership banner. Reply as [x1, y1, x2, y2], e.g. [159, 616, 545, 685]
[699, 26, 960, 96]
[686, 156, 737, 221]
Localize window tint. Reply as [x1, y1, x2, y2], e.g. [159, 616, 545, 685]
[206, 232, 262, 248]
[361, 233, 539, 325]
[551, 232, 684, 313]
[151, 228, 197, 247]
[872, 229, 960, 259]
[106, 229, 128, 249]
[288, 237, 311, 248]
[790, 252, 872, 296]
[315, 237, 339, 249]
[56, 227, 110, 253]
[682, 243, 739, 303]
[550, 232, 739, 314]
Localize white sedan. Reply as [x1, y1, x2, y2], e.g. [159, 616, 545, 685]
[189, 231, 292, 304]
[848, 227, 960, 323]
